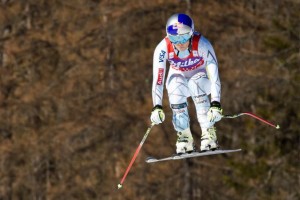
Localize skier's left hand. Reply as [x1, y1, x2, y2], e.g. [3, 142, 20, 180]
[207, 101, 223, 123]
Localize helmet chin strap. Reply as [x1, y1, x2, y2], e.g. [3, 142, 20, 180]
[175, 46, 180, 56]
[188, 37, 193, 52]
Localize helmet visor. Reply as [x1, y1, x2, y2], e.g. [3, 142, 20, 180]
[168, 33, 191, 44]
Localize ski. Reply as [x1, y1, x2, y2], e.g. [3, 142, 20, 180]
[146, 149, 242, 163]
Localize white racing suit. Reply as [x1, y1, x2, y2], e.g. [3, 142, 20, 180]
[152, 32, 221, 133]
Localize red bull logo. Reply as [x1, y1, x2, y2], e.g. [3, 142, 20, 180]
[173, 22, 184, 29]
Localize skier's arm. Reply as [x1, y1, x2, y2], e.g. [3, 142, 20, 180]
[152, 40, 167, 107]
[151, 40, 167, 125]
[202, 38, 221, 103]
[201, 37, 222, 122]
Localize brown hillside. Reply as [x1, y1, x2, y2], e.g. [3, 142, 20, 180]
[0, 0, 299, 199]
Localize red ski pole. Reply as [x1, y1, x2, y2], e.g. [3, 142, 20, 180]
[118, 123, 155, 189]
[223, 112, 280, 129]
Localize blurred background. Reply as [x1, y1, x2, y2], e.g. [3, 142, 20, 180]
[0, 0, 299, 199]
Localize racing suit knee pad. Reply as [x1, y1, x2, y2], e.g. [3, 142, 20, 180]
[171, 102, 190, 132]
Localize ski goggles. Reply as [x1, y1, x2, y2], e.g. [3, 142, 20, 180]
[168, 33, 191, 44]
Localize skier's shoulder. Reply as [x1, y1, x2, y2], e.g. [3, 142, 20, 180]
[194, 32, 212, 47]
[194, 32, 215, 52]
[154, 37, 168, 54]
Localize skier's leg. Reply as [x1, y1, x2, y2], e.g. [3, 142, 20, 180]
[166, 74, 194, 153]
[166, 74, 190, 132]
[188, 71, 218, 151]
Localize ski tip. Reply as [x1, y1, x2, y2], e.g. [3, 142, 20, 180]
[276, 125, 280, 129]
[117, 184, 122, 189]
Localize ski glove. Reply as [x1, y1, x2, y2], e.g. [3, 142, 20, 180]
[150, 105, 165, 125]
[207, 101, 223, 123]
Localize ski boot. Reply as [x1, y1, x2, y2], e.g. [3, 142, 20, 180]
[176, 128, 195, 154]
[200, 126, 219, 151]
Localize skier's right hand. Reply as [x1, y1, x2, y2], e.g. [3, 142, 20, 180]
[150, 105, 165, 125]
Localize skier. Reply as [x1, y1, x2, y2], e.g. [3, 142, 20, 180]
[150, 13, 223, 154]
